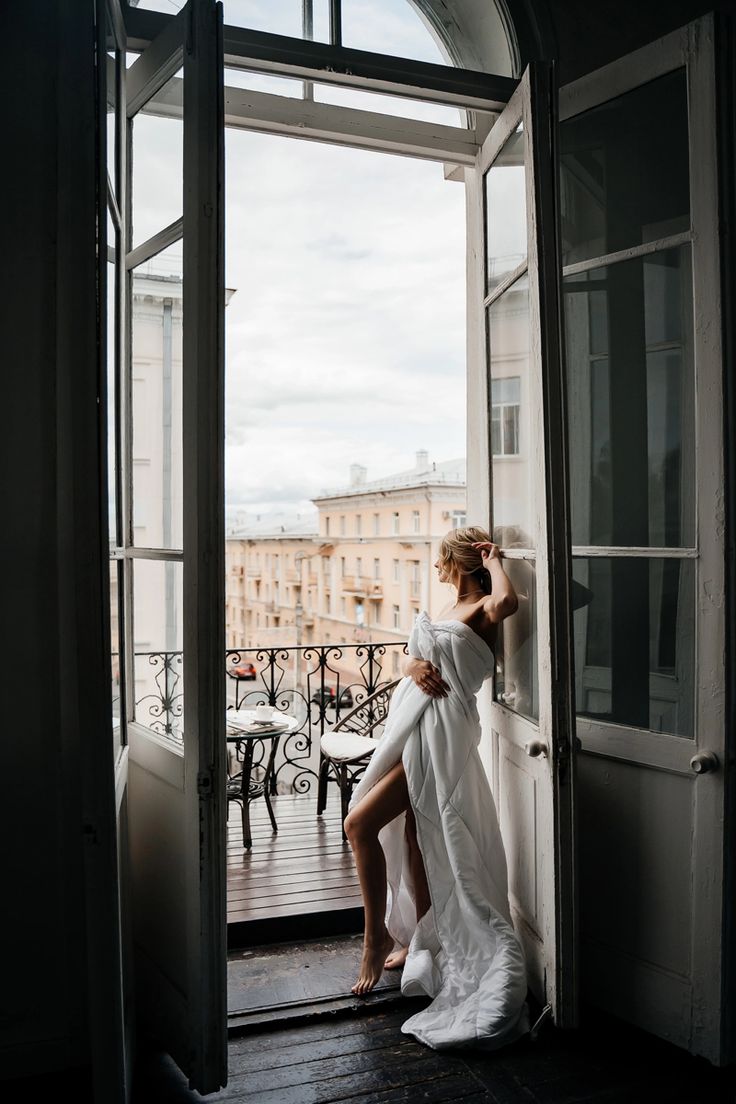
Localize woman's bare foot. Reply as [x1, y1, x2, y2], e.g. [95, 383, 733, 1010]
[352, 929, 394, 995]
[384, 945, 408, 970]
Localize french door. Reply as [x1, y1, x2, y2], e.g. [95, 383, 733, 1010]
[467, 63, 578, 1025]
[108, 0, 227, 1092]
[559, 16, 727, 1062]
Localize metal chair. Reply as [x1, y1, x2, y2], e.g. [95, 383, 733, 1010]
[316, 679, 401, 839]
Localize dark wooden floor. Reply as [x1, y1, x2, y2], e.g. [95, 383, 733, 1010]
[227, 791, 361, 940]
[133, 1003, 736, 1104]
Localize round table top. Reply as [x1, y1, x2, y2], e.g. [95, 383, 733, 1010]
[226, 708, 299, 740]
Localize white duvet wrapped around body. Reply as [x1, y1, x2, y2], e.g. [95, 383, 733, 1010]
[348, 610, 529, 1050]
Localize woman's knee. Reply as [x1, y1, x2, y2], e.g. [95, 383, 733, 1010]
[344, 806, 372, 844]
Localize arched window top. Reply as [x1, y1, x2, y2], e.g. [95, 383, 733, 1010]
[132, 0, 514, 76]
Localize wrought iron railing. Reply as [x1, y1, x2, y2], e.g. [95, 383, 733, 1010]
[122, 641, 408, 793]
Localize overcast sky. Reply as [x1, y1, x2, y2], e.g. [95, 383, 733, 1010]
[136, 0, 470, 521]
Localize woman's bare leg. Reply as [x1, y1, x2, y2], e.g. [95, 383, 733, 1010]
[385, 804, 430, 969]
[344, 760, 411, 994]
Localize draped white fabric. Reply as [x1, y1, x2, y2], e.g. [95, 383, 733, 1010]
[349, 611, 529, 1050]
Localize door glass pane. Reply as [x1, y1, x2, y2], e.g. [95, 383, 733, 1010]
[131, 243, 184, 550]
[564, 246, 695, 547]
[560, 68, 689, 266]
[494, 558, 538, 723]
[485, 123, 526, 292]
[133, 559, 184, 741]
[488, 274, 534, 548]
[132, 0, 303, 36]
[106, 35, 119, 200]
[111, 559, 123, 755]
[107, 255, 118, 546]
[342, 0, 448, 62]
[572, 557, 694, 737]
[131, 72, 183, 248]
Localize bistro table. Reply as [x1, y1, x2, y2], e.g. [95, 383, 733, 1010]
[226, 709, 299, 849]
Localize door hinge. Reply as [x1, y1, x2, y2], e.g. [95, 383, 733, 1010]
[197, 770, 213, 797]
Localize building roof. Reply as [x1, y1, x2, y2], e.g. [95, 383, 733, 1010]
[226, 511, 318, 540]
[313, 453, 466, 503]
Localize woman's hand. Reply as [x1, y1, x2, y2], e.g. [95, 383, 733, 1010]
[405, 656, 449, 698]
[472, 541, 502, 569]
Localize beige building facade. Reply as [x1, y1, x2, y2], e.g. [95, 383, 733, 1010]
[225, 453, 467, 676]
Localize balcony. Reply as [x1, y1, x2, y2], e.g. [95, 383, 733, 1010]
[341, 574, 383, 597]
[246, 565, 262, 578]
[123, 639, 409, 940]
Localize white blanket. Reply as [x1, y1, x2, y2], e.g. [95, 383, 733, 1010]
[349, 611, 529, 1050]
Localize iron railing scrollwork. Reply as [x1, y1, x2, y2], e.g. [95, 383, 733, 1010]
[119, 641, 408, 792]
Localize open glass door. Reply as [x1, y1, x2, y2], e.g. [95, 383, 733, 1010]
[120, 0, 227, 1091]
[466, 62, 578, 1026]
[559, 17, 727, 1062]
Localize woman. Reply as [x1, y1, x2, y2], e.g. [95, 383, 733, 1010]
[343, 526, 529, 1050]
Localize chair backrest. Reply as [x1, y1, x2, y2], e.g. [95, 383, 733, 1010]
[332, 678, 401, 742]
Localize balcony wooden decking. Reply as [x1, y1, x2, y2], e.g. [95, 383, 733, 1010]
[227, 789, 363, 946]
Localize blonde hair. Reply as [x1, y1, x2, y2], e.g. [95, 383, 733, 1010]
[438, 525, 492, 594]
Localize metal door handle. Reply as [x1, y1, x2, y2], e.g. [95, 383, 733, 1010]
[525, 739, 548, 758]
[690, 751, 719, 774]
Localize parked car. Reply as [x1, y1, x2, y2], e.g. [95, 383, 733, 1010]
[310, 686, 354, 709]
[228, 662, 257, 680]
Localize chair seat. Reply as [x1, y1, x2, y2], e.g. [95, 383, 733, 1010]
[320, 728, 377, 763]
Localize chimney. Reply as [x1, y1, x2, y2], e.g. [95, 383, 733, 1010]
[350, 463, 367, 486]
[415, 449, 429, 471]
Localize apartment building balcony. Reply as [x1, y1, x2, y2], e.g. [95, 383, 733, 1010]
[264, 600, 278, 613]
[246, 565, 262, 578]
[125, 639, 409, 941]
[341, 575, 383, 598]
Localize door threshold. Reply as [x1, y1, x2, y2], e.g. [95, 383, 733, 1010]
[227, 985, 414, 1036]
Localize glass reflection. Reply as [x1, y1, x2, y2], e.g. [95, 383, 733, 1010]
[106, 34, 119, 198]
[488, 274, 535, 548]
[560, 68, 689, 265]
[131, 72, 183, 247]
[110, 559, 122, 752]
[131, 243, 184, 549]
[485, 124, 526, 292]
[133, 559, 184, 741]
[494, 558, 538, 724]
[107, 257, 118, 547]
[564, 246, 694, 547]
[572, 557, 694, 738]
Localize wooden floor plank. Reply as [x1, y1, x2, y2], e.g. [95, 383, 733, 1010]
[227, 792, 359, 928]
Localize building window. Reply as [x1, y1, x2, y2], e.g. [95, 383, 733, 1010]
[412, 510, 420, 533]
[393, 604, 401, 629]
[373, 513, 380, 535]
[393, 558, 400, 583]
[392, 651, 400, 675]
[322, 555, 330, 576]
[341, 597, 347, 618]
[412, 607, 420, 622]
[451, 509, 467, 529]
[355, 514, 362, 536]
[340, 515, 346, 536]
[491, 376, 521, 456]
[325, 515, 330, 536]
[373, 557, 380, 579]
[356, 556, 362, 577]
[392, 511, 400, 534]
[355, 601, 365, 626]
[340, 556, 346, 577]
